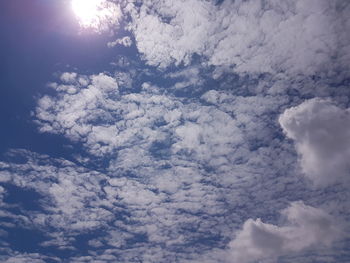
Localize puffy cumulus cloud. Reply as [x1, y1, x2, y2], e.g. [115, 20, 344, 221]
[60, 72, 77, 83]
[229, 201, 342, 263]
[126, 0, 350, 76]
[279, 98, 350, 186]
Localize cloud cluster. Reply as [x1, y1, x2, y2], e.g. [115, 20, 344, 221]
[35, 72, 246, 171]
[127, 0, 350, 76]
[1, 0, 349, 261]
[28, 71, 350, 261]
[229, 201, 342, 263]
[0, 150, 113, 233]
[279, 98, 350, 186]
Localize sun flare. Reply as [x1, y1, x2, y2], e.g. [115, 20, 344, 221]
[72, 0, 102, 27]
[71, 0, 120, 31]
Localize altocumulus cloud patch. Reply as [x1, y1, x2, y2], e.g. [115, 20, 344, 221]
[1, 0, 350, 262]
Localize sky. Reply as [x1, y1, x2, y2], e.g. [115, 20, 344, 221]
[0, 0, 350, 262]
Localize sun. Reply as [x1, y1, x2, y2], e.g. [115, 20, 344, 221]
[72, 0, 103, 27]
[71, 0, 120, 31]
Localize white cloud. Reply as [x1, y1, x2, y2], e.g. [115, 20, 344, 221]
[166, 66, 204, 90]
[0, 253, 54, 263]
[1, 0, 349, 261]
[0, 148, 244, 261]
[0, 150, 114, 234]
[3, 86, 350, 262]
[279, 98, 350, 186]
[60, 72, 77, 84]
[127, 0, 350, 76]
[14, 67, 350, 261]
[127, 0, 217, 68]
[107, 36, 133, 47]
[35, 72, 244, 170]
[229, 201, 342, 263]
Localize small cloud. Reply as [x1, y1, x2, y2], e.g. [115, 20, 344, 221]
[107, 36, 133, 48]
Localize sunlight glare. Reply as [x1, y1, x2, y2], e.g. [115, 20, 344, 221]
[72, 0, 102, 27]
[71, 0, 120, 32]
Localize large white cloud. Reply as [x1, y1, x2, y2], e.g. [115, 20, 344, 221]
[229, 201, 342, 263]
[279, 98, 350, 186]
[126, 0, 350, 76]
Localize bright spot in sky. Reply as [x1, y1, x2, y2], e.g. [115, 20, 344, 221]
[71, 0, 120, 31]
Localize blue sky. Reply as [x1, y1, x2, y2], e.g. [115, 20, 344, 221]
[0, 0, 350, 262]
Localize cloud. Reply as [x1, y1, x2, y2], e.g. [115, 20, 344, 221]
[107, 36, 133, 47]
[60, 72, 77, 84]
[126, 0, 350, 76]
[127, 0, 216, 68]
[229, 201, 342, 263]
[0, 150, 114, 233]
[0, 253, 55, 263]
[4, 76, 350, 261]
[0, 148, 239, 261]
[1, 0, 350, 261]
[35, 72, 246, 171]
[165, 66, 204, 90]
[279, 98, 350, 186]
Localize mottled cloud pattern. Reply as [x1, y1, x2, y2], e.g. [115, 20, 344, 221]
[128, 0, 350, 76]
[1, 0, 350, 262]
